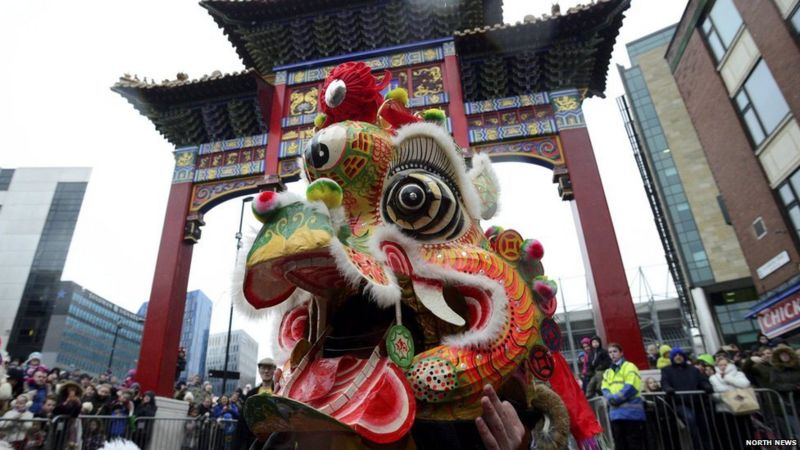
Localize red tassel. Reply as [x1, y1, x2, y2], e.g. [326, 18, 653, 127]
[548, 352, 604, 442]
[379, 99, 422, 129]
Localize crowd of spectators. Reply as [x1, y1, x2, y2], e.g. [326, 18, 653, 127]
[0, 351, 157, 449]
[0, 349, 274, 450]
[579, 333, 800, 450]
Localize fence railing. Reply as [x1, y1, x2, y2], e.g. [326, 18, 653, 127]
[591, 388, 800, 450]
[0, 414, 239, 450]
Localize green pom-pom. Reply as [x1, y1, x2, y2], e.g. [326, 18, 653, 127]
[385, 88, 409, 106]
[306, 178, 343, 209]
[314, 113, 327, 128]
[421, 109, 446, 122]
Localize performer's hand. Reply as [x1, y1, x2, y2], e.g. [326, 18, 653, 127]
[475, 384, 525, 450]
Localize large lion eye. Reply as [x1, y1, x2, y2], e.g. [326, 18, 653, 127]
[305, 125, 346, 173]
[382, 172, 466, 241]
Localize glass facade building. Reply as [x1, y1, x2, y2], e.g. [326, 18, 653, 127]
[6, 180, 89, 359]
[138, 289, 213, 383]
[41, 281, 144, 377]
[619, 26, 759, 348]
[621, 27, 714, 286]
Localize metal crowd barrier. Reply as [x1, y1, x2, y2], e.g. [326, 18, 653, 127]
[0, 416, 53, 449]
[587, 396, 615, 450]
[0, 415, 239, 450]
[589, 389, 800, 450]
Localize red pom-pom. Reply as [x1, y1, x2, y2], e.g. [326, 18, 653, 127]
[252, 191, 279, 222]
[523, 239, 544, 260]
[534, 280, 555, 300]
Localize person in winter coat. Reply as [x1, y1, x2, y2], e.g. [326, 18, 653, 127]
[579, 337, 593, 394]
[768, 346, 800, 437]
[646, 343, 660, 369]
[600, 343, 645, 450]
[132, 391, 157, 449]
[656, 344, 672, 369]
[710, 356, 750, 394]
[660, 347, 713, 450]
[109, 391, 134, 439]
[585, 336, 611, 397]
[53, 381, 83, 449]
[0, 395, 33, 447]
[25, 369, 50, 415]
[236, 357, 278, 450]
[709, 357, 753, 450]
[742, 347, 775, 388]
[22, 353, 46, 385]
[212, 395, 239, 420]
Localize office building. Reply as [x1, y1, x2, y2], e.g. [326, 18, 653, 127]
[41, 281, 144, 377]
[666, 0, 800, 340]
[618, 25, 760, 351]
[138, 289, 213, 382]
[206, 330, 258, 395]
[0, 167, 91, 358]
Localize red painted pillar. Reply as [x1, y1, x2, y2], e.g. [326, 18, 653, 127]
[443, 43, 469, 148]
[137, 181, 194, 395]
[560, 126, 648, 369]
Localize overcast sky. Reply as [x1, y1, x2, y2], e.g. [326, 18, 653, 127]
[0, 0, 687, 367]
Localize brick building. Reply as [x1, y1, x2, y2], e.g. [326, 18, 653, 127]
[667, 0, 800, 339]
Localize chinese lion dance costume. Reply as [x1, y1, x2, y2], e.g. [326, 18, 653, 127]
[236, 62, 603, 449]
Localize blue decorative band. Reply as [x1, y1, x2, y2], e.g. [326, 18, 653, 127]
[193, 161, 265, 182]
[468, 120, 556, 144]
[198, 134, 269, 155]
[465, 93, 550, 115]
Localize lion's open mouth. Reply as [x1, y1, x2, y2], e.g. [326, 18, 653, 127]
[245, 240, 501, 444]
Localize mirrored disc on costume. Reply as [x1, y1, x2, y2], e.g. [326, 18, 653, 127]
[386, 325, 415, 369]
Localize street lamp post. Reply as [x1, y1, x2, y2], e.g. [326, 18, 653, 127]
[222, 196, 253, 395]
[108, 318, 123, 375]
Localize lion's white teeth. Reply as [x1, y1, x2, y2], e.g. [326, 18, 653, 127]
[411, 279, 465, 326]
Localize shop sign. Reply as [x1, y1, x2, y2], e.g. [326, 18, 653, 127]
[757, 251, 790, 279]
[757, 291, 800, 338]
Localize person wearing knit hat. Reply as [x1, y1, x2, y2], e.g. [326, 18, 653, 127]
[585, 336, 611, 397]
[656, 344, 672, 369]
[660, 346, 713, 450]
[579, 338, 593, 394]
[697, 354, 714, 366]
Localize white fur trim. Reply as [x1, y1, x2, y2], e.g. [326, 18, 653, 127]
[369, 226, 509, 348]
[468, 152, 501, 220]
[275, 191, 303, 208]
[327, 238, 401, 308]
[230, 225, 272, 320]
[392, 122, 482, 220]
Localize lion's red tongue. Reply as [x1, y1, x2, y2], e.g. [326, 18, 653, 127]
[284, 352, 416, 444]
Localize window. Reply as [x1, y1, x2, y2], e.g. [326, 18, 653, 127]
[0, 169, 14, 190]
[778, 169, 800, 241]
[734, 60, 791, 147]
[701, 0, 744, 62]
[752, 217, 767, 239]
[791, 3, 800, 35]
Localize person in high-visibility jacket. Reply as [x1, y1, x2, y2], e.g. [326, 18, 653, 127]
[601, 343, 645, 450]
